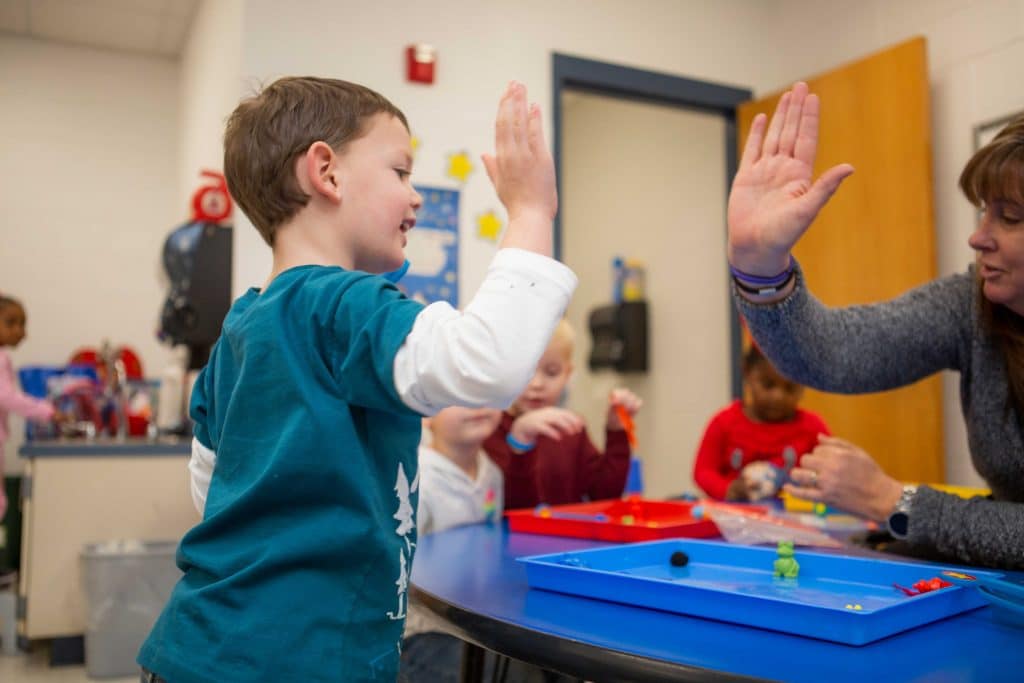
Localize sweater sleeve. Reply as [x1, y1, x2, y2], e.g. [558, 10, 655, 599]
[581, 428, 631, 501]
[693, 414, 732, 500]
[0, 378, 54, 422]
[909, 486, 1024, 569]
[735, 265, 970, 394]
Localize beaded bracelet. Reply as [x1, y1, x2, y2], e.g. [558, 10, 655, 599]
[506, 432, 536, 452]
[732, 270, 796, 297]
[728, 255, 795, 287]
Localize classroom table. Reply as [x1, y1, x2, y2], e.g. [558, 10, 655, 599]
[410, 521, 1024, 683]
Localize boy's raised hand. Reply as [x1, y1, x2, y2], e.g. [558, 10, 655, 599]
[482, 81, 558, 256]
[606, 388, 642, 430]
[727, 82, 854, 276]
[509, 407, 584, 446]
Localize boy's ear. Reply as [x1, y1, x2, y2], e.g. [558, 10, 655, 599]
[299, 141, 343, 203]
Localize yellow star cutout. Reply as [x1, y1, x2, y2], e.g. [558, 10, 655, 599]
[446, 151, 474, 183]
[476, 210, 503, 241]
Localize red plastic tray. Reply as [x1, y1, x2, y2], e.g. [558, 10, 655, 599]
[505, 497, 719, 542]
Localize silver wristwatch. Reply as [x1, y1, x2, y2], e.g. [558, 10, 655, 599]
[887, 484, 918, 540]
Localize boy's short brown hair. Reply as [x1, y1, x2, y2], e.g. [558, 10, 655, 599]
[224, 76, 409, 246]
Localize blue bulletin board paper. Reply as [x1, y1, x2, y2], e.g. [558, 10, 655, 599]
[402, 185, 459, 307]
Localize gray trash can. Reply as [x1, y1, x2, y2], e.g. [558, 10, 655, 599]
[81, 540, 180, 678]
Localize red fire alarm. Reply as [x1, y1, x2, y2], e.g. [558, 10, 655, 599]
[406, 44, 436, 84]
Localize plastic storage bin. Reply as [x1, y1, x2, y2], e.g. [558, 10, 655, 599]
[81, 540, 180, 678]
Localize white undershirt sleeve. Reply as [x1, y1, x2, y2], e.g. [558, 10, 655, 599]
[394, 248, 577, 416]
[189, 436, 216, 515]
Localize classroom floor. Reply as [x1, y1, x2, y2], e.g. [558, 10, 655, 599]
[0, 647, 136, 683]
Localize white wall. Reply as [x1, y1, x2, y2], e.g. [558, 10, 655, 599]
[0, 36, 179, 471]
[235, 0, 773, 301]
[760, 0, 1024, 486]
[177, 0, 251, 294]
[562, 93, 729, 498]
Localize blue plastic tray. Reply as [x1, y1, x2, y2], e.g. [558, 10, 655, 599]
[519, 539, 1003, 645]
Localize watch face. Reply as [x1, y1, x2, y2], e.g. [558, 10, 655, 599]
[889, 511, 910, 538]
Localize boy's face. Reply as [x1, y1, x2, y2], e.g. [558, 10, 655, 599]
[430, 407, 502, 449]
[337, 113, 423, 274]
[0, 304, 26, 347]
[745, 361, 802, 423]
[511, 339, 573, 414]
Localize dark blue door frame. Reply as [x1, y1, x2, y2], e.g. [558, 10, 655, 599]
[551, 53, 752, 398]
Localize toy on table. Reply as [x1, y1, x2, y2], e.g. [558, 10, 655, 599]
[914, 577, 953, 594]
[936, 571, 1024, 628]
[534, 504, 609, 522]
[520, 539, 1007, 645]
[669, 551, 689, 567]
[507, 497, 717, 542]
[613, 403, 637, 449]
[772, 540, 799, 579]
[702, 500, 842, 548]
[740, 461, 783, 501]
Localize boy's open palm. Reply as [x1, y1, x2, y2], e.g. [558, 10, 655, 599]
[727, 82, 854, 275]
[511, 407, 584, 445]
[482, 82, 558, 227]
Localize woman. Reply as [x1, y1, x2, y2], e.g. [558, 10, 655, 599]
[728, 82, 1024, 569]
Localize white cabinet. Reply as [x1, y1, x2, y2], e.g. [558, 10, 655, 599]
[17, 441, 198, 639]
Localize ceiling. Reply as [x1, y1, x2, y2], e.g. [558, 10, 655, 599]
[0, 0, 201, 59]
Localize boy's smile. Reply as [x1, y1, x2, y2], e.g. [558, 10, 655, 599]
[338, 113, 423, 274]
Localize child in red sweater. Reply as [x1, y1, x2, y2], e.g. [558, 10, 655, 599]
[693, 345, 829, 501]
[483, 319, 642, 509]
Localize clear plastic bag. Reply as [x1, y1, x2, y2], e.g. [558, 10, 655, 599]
[704, 503, 842, 548]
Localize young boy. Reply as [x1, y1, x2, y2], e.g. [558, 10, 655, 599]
[138, 78, 576, 682]
[401, 406, 503, 682]
[483, 319, 642, 509]
[693, 345, 830, 501]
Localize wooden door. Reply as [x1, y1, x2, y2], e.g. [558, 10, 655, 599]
[737, 37, 944, 483]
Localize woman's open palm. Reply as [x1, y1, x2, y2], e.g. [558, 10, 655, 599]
[727, 82, 855, 274]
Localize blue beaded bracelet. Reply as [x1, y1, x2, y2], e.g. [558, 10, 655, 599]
[728, 255, 796, 287]
[506, 432, 536, 451]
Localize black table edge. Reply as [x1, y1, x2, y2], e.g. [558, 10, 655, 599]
[411, 585, 778, 683]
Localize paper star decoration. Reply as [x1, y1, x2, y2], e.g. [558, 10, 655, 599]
[476, 210, 503, 241]
[446, 151, 474, 183]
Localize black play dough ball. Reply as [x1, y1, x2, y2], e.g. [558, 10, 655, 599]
[670, 551, 689, 567]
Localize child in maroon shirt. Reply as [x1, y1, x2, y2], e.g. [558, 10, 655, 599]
[693, 345, 830, 501]
[484, 319, 642, 508]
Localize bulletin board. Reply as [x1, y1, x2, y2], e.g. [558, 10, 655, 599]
[401, 185, 460, 307]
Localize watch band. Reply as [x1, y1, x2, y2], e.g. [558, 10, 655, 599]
[887, 484, 918, 539]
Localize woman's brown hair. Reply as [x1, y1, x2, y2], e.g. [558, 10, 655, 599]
[960, 114, 1024, 423]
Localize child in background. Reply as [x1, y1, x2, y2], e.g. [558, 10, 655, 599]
[484, 319, 642, 509]
[693, 345, 829, 501]
[0, 296, 55, 523]
[401, 406, 504, 682]
[140, 78, 576, 683]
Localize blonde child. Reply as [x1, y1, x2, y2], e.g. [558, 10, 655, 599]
[140, 78, 576, 683]
[401, 406, 503, 681]
[0, 296, 55, 522]
[484, 319, 641, 508]
[693, 345, 829, 501]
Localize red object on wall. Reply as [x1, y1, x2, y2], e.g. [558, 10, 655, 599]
[191, 170, 233, 223]
[406, 44, 436, 84]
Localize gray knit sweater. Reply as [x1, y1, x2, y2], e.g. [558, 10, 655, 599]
[736, 264, 1024, 569]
